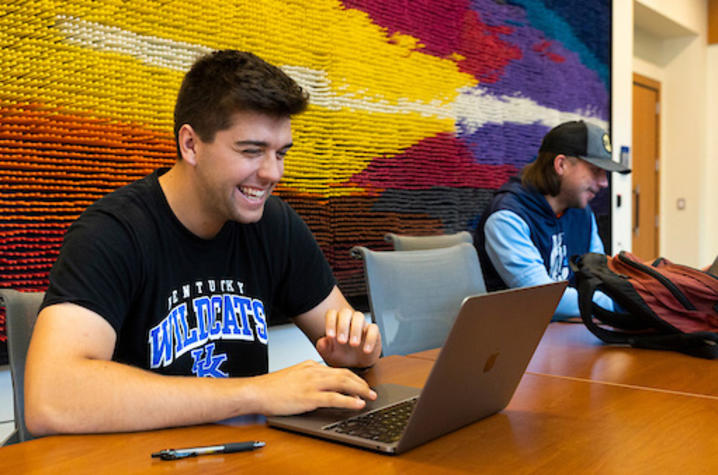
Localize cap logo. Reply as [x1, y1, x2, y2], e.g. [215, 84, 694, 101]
[602, 133, 612, 154]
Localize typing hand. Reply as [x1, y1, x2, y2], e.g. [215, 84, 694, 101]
[315, 308, 382, 369]
[255, 360, 377, 415]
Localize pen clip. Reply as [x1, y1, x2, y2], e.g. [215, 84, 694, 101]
[152, 449, 196, 460]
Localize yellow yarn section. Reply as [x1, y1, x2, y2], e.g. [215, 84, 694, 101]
[75, 0, 472, 103]
[0, 0, 475, 197]
[0, 1, 180, 130]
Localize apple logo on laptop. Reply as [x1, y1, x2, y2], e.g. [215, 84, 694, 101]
[483, 352, 499, 373]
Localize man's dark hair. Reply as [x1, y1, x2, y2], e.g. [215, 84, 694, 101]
[173, 50, 309, 158]
[521, 151, 571, 196]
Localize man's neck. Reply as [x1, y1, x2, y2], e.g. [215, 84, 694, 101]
[158, 163, 224, 239]
[543, 194, 567, 217]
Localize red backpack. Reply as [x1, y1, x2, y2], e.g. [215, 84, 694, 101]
[570, 251, 718, 359]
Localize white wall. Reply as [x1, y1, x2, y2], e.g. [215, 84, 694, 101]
[612, 0, 634, 254]
[707, 45, 718, 264]
[662, 30, 707, 266]
[623, 0, 713, 266]
[637, 0, 706, 29]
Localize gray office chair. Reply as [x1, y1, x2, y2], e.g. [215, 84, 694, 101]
[351, 243, 486, 356]
[384, 231, 473, 251]
[0, 289, 44, 445]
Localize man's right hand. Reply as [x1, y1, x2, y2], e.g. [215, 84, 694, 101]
[249, 360, 377, 416]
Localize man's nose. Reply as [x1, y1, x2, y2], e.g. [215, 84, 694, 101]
[597, 170, 608, 188]
[258, 153, 283, 181]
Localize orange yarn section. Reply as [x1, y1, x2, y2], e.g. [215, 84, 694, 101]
[0, 101, 176, 294]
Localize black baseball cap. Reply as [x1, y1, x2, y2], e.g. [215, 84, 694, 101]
[539, 120, 631, 174]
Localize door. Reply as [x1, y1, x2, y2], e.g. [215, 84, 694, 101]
[632, 73, 660, 261]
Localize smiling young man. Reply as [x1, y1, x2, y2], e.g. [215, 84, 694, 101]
[474, 121, 631, 320]
[24, 50, 381, 436]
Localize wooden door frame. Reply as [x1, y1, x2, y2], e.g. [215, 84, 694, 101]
[632, 72, 661, 257]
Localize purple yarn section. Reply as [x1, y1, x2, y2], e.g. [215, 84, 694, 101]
[462, 121, 551, 167]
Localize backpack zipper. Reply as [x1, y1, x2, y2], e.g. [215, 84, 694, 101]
[618, 252, 697, 310]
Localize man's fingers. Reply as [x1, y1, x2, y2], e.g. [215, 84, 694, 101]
[362, 323, 380, 354]
[335, 308, 353, 344]
[349, 311, 365, 346]
[318, 392, 367, 409]
[297, 365, 377, 406]
[320, 307, 381, 370]
[316, 366, 377, 401]
[324, 309, 337, 338]
[261, 362, 379, 415]
[326, 308, 368, 347]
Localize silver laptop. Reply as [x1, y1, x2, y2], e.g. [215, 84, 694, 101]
[267, 281, 567, 454]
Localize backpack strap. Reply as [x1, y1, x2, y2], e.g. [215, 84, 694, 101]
[627, 331, 718, 359]
[570, 254, 644, 344]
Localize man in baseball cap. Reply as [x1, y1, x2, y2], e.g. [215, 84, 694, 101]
[539, 120, 631, 174]
[474, 120, 630, 320]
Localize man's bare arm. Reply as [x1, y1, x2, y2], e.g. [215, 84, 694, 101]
[24, 302, 376, 435]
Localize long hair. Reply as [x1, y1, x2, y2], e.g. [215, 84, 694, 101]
[521, 151, 573, 196]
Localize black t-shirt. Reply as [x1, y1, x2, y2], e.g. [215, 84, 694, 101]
[42, 168, 336, 378]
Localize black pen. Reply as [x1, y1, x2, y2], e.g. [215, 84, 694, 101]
[151, 441, 265, 460]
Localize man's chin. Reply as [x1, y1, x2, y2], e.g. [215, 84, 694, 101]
[233, 207, 265, 224]
[581, 193, 596, 207]
[569, 199, 589, 209]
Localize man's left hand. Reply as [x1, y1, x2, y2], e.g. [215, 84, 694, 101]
[315, 308, 381, 368]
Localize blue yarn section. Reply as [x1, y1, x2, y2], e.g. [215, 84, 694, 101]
[506, 0, 610, 89]
[541, 0, 611, 66]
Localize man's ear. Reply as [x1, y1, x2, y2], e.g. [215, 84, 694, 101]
[553, 154, 569, 176]
[177, 124, 199, 166]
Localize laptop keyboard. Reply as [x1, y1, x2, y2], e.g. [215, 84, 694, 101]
[324, 397, 418, 444]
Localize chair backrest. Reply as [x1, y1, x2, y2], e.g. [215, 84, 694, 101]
[384, 231, 473, 251]
[0, 289, 44, 444]
[351, 243, 486, 356]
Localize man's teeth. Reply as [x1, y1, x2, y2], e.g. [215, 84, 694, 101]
[240, 187, 266, 199]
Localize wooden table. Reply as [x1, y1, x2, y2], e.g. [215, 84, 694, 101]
[409, 322, 718, 398]
[2, 354, 717, 473]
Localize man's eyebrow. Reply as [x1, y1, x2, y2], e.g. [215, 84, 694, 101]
[233, 141, 294, 149]
[234, 140, 268, 147]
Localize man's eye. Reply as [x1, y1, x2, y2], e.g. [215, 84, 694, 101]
[242, 149, 262, 156]
[277, 150, 289, 159]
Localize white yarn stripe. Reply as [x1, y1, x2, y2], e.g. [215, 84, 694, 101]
[55, 15, 211, 71]
[54, 15, 608, 132]
[455, 86, 608, 134]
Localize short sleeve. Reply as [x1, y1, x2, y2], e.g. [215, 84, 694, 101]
[42, 211, 142, 333]
[588, 212, 606, 254]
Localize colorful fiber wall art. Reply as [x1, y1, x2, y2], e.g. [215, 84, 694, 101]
[0, 0, 612, 358]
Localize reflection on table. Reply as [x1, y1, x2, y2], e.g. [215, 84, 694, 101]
[409, 322, 718, 398]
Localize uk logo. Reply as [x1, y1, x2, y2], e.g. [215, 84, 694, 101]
[190, 343, 228, 378]
[148, 293, 268, 369]
[549, 232, 569, 281]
